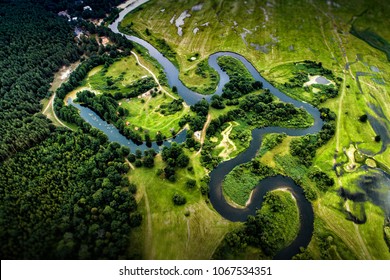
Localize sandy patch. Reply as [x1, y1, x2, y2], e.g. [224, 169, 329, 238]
[191, 3, 203, 11]
[217, 122, 238, 160]
[194, 131, 201, 140]
[60, 69, 71, 80]
[117, 0, 137, 9]
[343, 144, 358, 172]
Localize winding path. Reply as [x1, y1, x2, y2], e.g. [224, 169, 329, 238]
[130, 50, 177, 100]
[196, 113, 212, 155]
[43, 92, 72, 130]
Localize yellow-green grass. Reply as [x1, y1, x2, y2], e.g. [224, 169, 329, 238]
[120, 94, 190, 140]
[61, 53, 191, 138]
[64, 53, 162, 102]
[180, 59, 219, 95]
[260, 136, 292, 169]
[265, 62, 339, 104]
[258, 134, 390, 259]
[87, 55, 152, 93]
[214, 122, 238, 161]
[311, 191, 390, 259]
[228, 245, 268, 260]
[122, 0, 389, 157]
[212, 121, 251, 162]
[209, 106, 237, 119]
[128, 153, 239, 259]
[256, 134, 389, 259]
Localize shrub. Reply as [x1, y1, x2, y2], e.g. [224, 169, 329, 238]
[172, 193, 186, 205]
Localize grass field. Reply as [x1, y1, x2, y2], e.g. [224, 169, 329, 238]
[127, 153, 239, 259]
[64, 54, 151, 100]
[117, 0, 390, 259]
[121, 94, 190, 140]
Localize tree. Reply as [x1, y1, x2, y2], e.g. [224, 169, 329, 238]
[119, 146, 130, 157]
[172, 193, 186, 205]
[156, 133, 164, 144]
[135, 149, 142, 159]
[128, 153, 136, 163]
[143, 155, 154, 168]
[177, 153, 190, 168]
[210, 95, 225, 109]
[359, 114, 368, 122]
[134, 159, 143, 167]
[186, 179, 196, 189]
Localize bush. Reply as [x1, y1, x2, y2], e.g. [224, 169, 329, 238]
[172, 193, 187, 205]
[186, 179, 197, 189]
[134, 159, 143, 167]
[128, 154, 136, 163]
[359, 114, 368, 122]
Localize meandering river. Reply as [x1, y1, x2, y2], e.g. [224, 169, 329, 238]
[68, 0, 324, 259]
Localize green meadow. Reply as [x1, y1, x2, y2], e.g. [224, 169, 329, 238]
[114, 0, 390, 259]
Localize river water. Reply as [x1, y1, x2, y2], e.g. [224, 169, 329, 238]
[67, 0, 325, 259]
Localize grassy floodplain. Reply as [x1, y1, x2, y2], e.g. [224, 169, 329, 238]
[117, 0, 390, 259]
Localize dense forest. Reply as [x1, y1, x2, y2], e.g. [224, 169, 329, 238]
[37, 0, 124, 19]
[0, 1, 79, 161]
[0, 0, 142, 259]
[0, 130, 141, 259]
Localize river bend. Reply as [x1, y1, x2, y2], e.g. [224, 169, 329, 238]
[69, 1, 325, 259]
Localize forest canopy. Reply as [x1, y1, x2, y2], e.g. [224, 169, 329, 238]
[0, 0, 141, 259]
